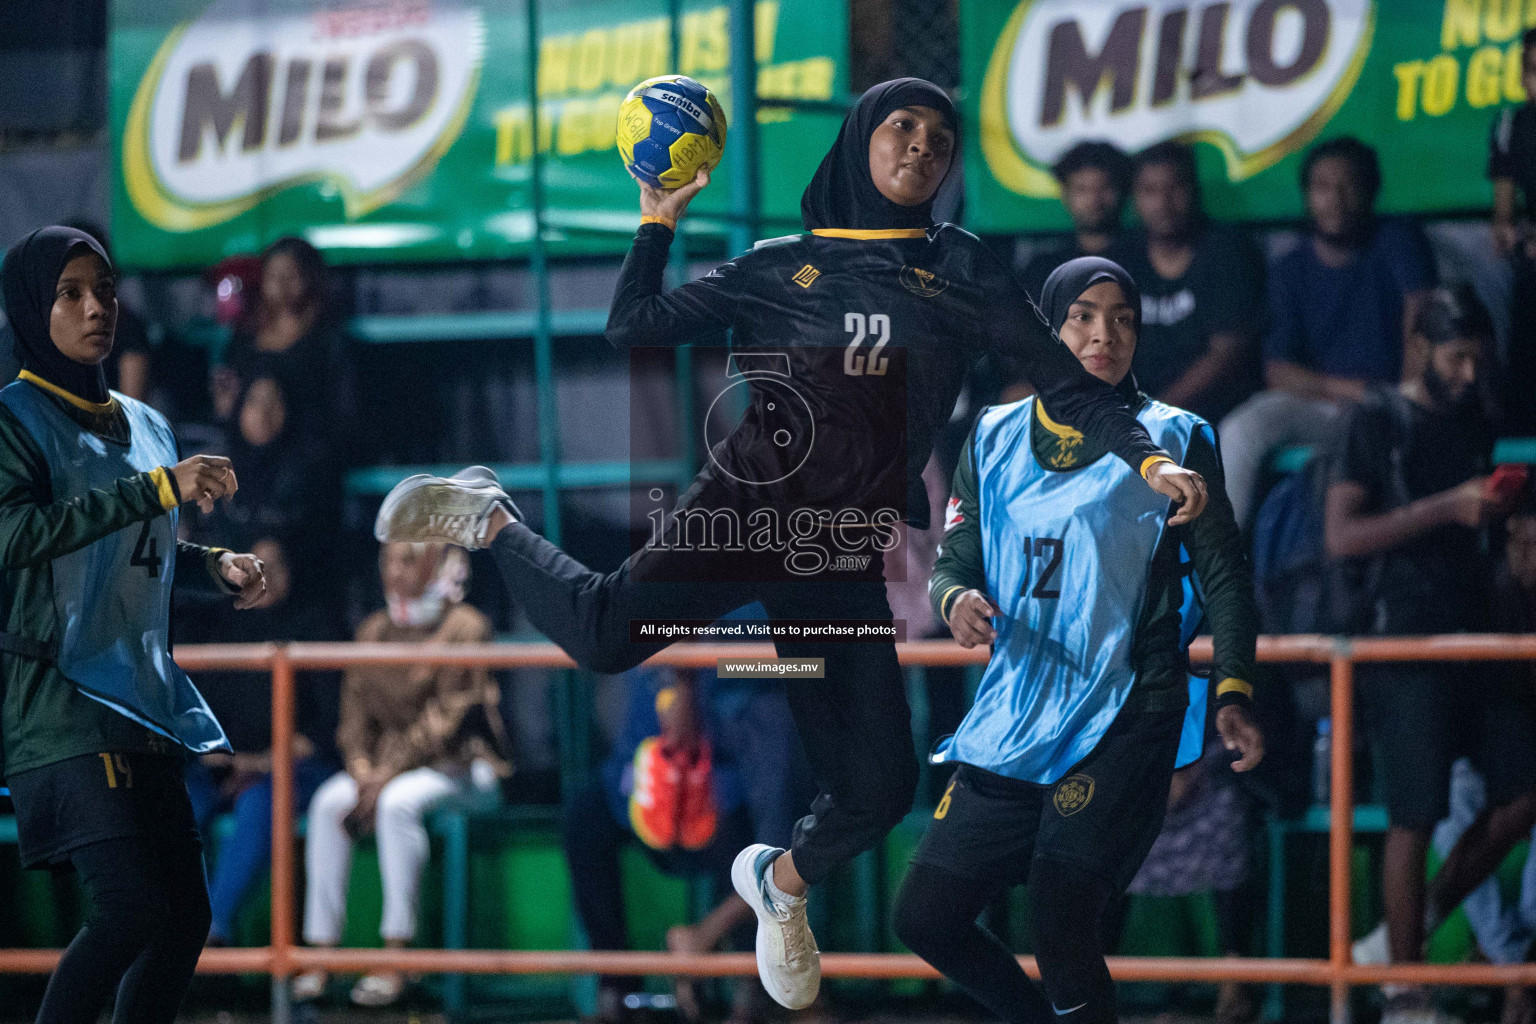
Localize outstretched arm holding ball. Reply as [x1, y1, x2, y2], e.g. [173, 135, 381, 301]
[635, 167, 711, 231]
[606, 165, 745, 351]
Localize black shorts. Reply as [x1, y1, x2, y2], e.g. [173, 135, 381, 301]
[911, 706, 1185, 892]
[1362, 664, 1536, 829]
[6, 751, 199, 870]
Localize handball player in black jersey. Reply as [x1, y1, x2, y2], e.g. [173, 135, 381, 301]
[376, 78, 1207, 1008]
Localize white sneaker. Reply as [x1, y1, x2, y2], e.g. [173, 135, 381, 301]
[291, 970, 327, 1002]
[1380, 989, 1464, 1024]
[350, 972, 406, 1007]
[1354, 921, 1390, 965]
[731, 844, 820, 1010]
[373, 466, 520, 550]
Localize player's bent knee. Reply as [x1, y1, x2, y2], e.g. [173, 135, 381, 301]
[1029, 860, 1110, 962]
[92, 889, 170, 952]
[581, 641, 650, 676]
[892, 864, 961, 957]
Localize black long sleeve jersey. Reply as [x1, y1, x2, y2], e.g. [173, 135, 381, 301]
[607, 222, 1167, 529]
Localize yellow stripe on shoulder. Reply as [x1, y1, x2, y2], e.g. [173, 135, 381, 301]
[18, 370, 118, 415]
[810, 228, 927, 240]
[1033, 400, 1083, 442]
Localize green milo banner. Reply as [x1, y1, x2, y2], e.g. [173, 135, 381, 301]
[962, 0, 1533, 232]
[110, 0, 846, 269]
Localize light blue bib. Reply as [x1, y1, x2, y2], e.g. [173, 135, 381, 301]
[934, 397, 1211, 783]
[0, 380, 228, 753]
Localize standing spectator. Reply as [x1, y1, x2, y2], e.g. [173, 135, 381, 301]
[1021, 141, 1134, 297]
[1110, 142, 1264, 423]
[213, 237, 354, 441]
[293, 542, 508, 1008]
[1488, 28, 1536, 433]
[183, 537, 341, 946]
[1221, 137, 1437, 526]
[1326, 289, 1534, 1024]
[1424, 507, 1536, 1024]
[566, 662, 804, 1024]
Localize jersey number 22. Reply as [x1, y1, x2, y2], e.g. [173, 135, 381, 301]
[844, 312, 890, 376]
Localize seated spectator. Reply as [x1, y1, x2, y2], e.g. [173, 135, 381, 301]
[1021, 141, 1133, 297]
[213, 236, 355, 441]
[293, 542, 509, 1008]
[1110, 141, 1264, 423]
[1488, 28, 1536, 432]
[1326, 289, 1533, 1024]
[183, 537, 341, 945]
[567, 662, 804, 1024]
[1221, 136, 1437, 527]
[1426, 507, 1536, 1024]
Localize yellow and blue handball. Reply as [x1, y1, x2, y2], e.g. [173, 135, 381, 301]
[616, 75, 727, 190]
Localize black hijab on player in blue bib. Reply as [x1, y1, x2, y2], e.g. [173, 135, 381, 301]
[2, 226, 114, 403]
[1039, 256, 1142, 336]
[800, 78, 958, 231]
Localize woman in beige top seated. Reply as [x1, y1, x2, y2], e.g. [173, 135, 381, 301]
[293, 542, 509, 1007]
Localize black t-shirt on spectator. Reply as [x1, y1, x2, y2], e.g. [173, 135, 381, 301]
[1333, 389, 1494, 634]
[1489, 102, 1536, 209]
[1111, 226, 1263, 422]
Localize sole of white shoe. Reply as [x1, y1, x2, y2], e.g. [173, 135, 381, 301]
[373, 473, 510, 544]
[730, 844, 819, 1011]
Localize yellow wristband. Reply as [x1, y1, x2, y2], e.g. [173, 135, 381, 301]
[148, 466, 178, 511]
[937, 585, 966, 626]
[1139, 454, 1174, 480]
[1216, 677, 1254, 700]
[640, 214, 676, 231]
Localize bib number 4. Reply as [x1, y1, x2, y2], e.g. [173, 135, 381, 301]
[130, 520, 163, 579]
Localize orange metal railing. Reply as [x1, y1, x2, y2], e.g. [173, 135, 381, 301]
[4, 635, 1536, 1019]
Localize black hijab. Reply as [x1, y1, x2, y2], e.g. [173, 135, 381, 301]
[1040, 256, 1141, 334]
[801, 78, 958, 231]
[2, 226, 113, 402]
[1040, 256, 1142, 395]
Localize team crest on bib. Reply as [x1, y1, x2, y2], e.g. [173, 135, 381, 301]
[899, 265, 948, 297]
[1053, 773, 1095, 816]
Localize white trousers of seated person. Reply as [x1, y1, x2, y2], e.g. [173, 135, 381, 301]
[1217, 390, 1347, 529]
[303, 762, 497, 945]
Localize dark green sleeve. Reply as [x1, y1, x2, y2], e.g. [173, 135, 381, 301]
[929, 425, 989, 629]
[176, 540, 240, 595]
[0, 404, 172, 571]
[1180, 428, 1258, 707]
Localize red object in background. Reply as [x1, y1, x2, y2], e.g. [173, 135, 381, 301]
[1488, 464, 1530, 503]
[628, 736, 718, 852]
[204, 255, 262, 328]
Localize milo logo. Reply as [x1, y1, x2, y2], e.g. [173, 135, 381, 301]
[979, 0, 1374, 197]
[123, 0, 483, 231]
